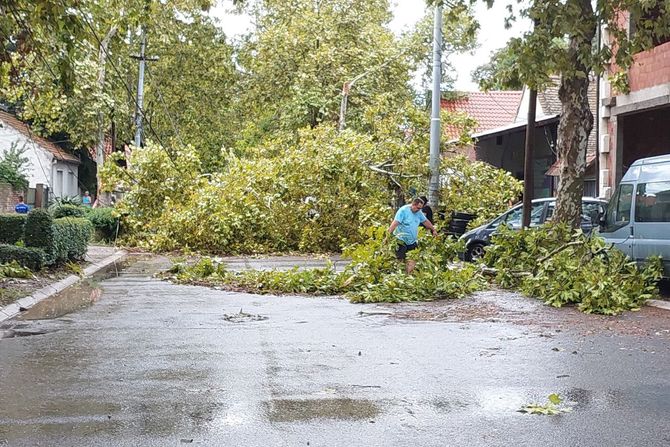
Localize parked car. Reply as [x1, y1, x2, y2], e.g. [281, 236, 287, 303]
[461, 197, 607, 261]
[600, 154, 670, 277]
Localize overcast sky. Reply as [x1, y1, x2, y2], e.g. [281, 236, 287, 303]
[209, 0, 529, 91]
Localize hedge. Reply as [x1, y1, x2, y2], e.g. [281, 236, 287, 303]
[0, 244, 45, 270]
[53, 217, 93, 263]
[24, 209, 54, 256]
[23, 210, 92, 265]
[51, 204, 86, 219]
[0, 213, 26, 244]
[86, 207, 120, 241]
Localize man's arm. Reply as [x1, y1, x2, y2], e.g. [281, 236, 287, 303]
[421, 219, 438, 237]
[388, 220, 400, 234]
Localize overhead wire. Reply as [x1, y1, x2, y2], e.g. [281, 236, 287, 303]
[0, 10, 138, 198]
[69, 3, 182, 167]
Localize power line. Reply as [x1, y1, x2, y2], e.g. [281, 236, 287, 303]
[70, 4, 181, 167]
[0, 26, 89, 199]
[144, 63, 186, 148]
[0, 15, 137, 198]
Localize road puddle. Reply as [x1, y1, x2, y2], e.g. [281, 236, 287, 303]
[17, 280, 103, 320]
[264, 398, 380, 422]
[13, 256, 153, 321]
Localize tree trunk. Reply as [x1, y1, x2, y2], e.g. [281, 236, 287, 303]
[553, 0, 595, 228]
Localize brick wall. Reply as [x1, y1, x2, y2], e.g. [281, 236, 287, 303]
[628, 41, 670, 92]
[0, 182, 25, 213]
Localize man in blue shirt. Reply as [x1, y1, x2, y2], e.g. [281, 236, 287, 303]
[387, 197, 438, 273]
[15, 196, 29, 214]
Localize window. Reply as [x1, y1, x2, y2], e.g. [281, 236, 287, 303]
[496, 135, 503, 145]
[56, 170, 64, 198]
[581, 202, 603, 225]
[635, 182, 670, 222]
[504, 203, 545, 229]
[604, 184, 634, 231]
[583, 180, 596, 198]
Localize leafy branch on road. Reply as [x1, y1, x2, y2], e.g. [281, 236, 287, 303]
[483, 224, 663, 315]
[519, 393, 572, 416]
[162, 227, 486, 303]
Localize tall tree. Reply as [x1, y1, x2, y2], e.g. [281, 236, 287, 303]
[234, 0, 416, 142]
[432, 0, 670, 227]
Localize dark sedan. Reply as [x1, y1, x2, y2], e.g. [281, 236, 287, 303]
[460, 197, 607, 261]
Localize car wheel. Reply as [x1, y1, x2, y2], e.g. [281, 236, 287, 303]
[467, 243, 486, 261]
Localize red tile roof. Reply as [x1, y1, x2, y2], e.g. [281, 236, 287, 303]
[0, 111, 80, 164]
[441, 91, 523, 139]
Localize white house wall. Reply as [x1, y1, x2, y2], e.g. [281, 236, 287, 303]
[0, 123, 54, 188]
[52, 160, 80, 198]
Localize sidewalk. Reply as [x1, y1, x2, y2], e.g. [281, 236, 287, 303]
[0, 244, 126, 323]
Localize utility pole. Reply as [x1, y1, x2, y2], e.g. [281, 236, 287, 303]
[131, 29, 158, 148]
[428, 3, 442, 209]
[133, 30, 146, 148]
[95, 25, 117, 205]
[522, 88, 537, 228]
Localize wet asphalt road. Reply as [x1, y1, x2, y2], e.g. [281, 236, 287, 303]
[1, 255, 670, 446]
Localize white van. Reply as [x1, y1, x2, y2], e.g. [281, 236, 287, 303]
[600, 154, 670, 276]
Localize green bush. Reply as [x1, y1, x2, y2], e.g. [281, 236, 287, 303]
[86, 207, 120, 241]
[24, 209, 55, 263]
[0, 244, 45, 270]
[53, 217, 93, 262]
[0, 213, 26, 244]
[51, 204, 86, 219]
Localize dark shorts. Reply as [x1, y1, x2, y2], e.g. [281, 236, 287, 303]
[395, 242, 418, 260]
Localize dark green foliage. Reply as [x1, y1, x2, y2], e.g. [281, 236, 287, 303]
[485, 224, 663, 315]
[0, 214, 26, 244]
[51, 204, 86, 219]
[53, 217, 93, 263]
[24, 209, 55, 262]
[86, 208, 120, 241]
[22, 209, 92, 264]
[0, 244, 45, 271]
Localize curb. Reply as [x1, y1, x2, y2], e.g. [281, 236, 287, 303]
[0, 250, 127, 323]
[647, 299, 670, 311]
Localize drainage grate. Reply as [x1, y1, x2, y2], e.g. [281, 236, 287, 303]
[222, 309, 268, 323]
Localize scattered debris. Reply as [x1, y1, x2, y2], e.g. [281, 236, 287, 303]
[222, 309, 268, 323]
[519, 393, 572, 415]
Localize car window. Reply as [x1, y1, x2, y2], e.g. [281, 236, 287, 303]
[635, 181, 670, 222]
[604, 184, 634, 231]
[582, 202, 602, 225]
[505, 203, 544, 228]
[545, 202, 602, 225]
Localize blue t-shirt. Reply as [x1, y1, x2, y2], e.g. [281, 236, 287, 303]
[15, 203, 29, 214]
[393, 204, 426, 245]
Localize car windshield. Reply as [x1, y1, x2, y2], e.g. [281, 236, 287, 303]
[492, 203, 544, 229]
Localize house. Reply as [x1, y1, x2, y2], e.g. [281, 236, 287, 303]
[598, 14, 670, 197]
[0, 111, 81, 203]
[443, 81, 597, 199]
